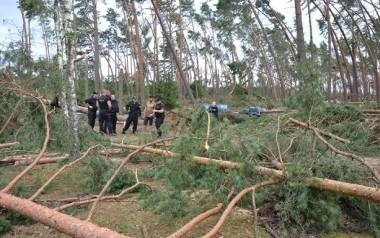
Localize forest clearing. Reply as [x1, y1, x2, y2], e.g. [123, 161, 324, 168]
[0, 0, 380, 237]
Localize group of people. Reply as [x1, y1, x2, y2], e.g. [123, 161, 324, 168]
[85, 91, 165, 137]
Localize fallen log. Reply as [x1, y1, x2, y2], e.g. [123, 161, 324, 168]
[0, 141, 19, 149]
[112, 143, 380, 203]
[288, 118, 350, 144]
[362, 109, 380, 114]
[0, 156, 66, 166]
[0, 191, 128, 238]
[168, 203, 223, 238]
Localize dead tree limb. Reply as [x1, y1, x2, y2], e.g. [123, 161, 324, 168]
[29, 145, 102, 201]
[0, 98, 23, 134]
[0, 155, 67, 166]
[168, 203, 223, 238]
[289, 118, 380, 183]
[1, 86, 50, 193]
[288, 118, 350, 144]
[202, 180, 278, 238]
[86, 138, 175, 221]
[0, 191, 129, 238]
[112, 143, 380, 203]
[56, 169, 147, 211]
[0, 141, 19, 149]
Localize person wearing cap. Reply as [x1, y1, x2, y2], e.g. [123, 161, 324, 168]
[122, 96, 141, 134]
[152, 97, 165, 137]
[85, 91, 98, 129]
[143, 95, 155, 131]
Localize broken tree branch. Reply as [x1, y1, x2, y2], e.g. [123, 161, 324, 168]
[86, 138, 175, 221]
[0, 98, 23, 134]
[168, 203, 223, 238]
[112, 143, 380, 203]
[288, 118, 350, 144]
[1, 85, 50, 193]
[0, 141, 20, 149]
[56, 169, 147, 211]
[0, 191, 129, 238]
[202, 180, 278, 238]
[205, 112, 211, 151]
[29, 145, 103, 201]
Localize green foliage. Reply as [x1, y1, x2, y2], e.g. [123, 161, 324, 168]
[82, 156, 135, 194]
[190, 80, 207, 98]
[149, 75, 178, 109]
[140, 189, 188, 219]
[0, 219, 12, 235]
[82, 157, 112, 193]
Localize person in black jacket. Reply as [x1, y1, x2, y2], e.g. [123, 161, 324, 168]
[50, 96, 60, 111]
[208, 101, 218, 119]
[110, 94, 119, 134]
[152, 97, 165, 137]
[85, 92, 98, 129]
[122, 96, 141, 134]
[98, 89, 112, 134]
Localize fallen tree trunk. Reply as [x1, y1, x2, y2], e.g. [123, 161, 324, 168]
[0, 191, 128, 238]
[112, 143, 380, 203]
[168, 203, 223, 238]
[362, 109, 380, 114]
[288, 118, 350, 144]
[0, 141, 19, 149]
[0, 156, 66, 166]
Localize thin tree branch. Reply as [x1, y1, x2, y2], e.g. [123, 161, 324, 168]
[0, 98, 23, 135]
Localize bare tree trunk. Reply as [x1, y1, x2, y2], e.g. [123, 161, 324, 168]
[61, 0, 80, 157]
[326, 0, 332, 100]
[150, 0, 195, 105]
[92, 0, 101, 92]
[295, 0, 306, 61]
[0, 192, 128, 238]
[131, 0, 145, 103]
[84, 54, 89, 99]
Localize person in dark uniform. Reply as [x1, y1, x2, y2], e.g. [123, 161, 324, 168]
[122, 96, 141, 134]
[152, 97, 165, 137]
[208, 101, 218, 119]
[50, 96, 60, 111]
[98, 89, 112, 134]
[110, 94, 119, 134]
[85, 92, 98, 130]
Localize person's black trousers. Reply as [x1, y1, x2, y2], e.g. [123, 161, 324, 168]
[88, 110, 97, 129]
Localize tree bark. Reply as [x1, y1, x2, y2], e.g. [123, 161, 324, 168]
[295, 0, 306, 61]
[0, 192, 128, 238]
[112, 143, 380, 203]
[92, 0, 101, 92]
[150, 0, 196, 105]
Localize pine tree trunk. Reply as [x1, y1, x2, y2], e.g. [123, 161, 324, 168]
[92, 0, 101, 92]
[150, 0, 195, 104]
[61, 0, 80, 157]
[0, 192, 128, 238]
[295, 0, 306, 61]
[131, 0, 145, 103]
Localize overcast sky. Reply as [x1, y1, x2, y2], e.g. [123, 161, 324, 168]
[0, 0, 323, 58]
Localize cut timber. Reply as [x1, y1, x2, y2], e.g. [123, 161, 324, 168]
[288, 118, 350, 144]
[112, 143, 380, 203]
[0, 141, 19, 149]
[0, 156, 66, 166]
[0, 191, 128, 238]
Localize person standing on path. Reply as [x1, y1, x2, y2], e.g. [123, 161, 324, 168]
[152, 97, 165, 137]
[122, 96, 141, 134]
[110, 94, 119, 134]
[98, 89, 112, 134]
[85, 92, 98, 130]
[143, 95, 155, 131]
